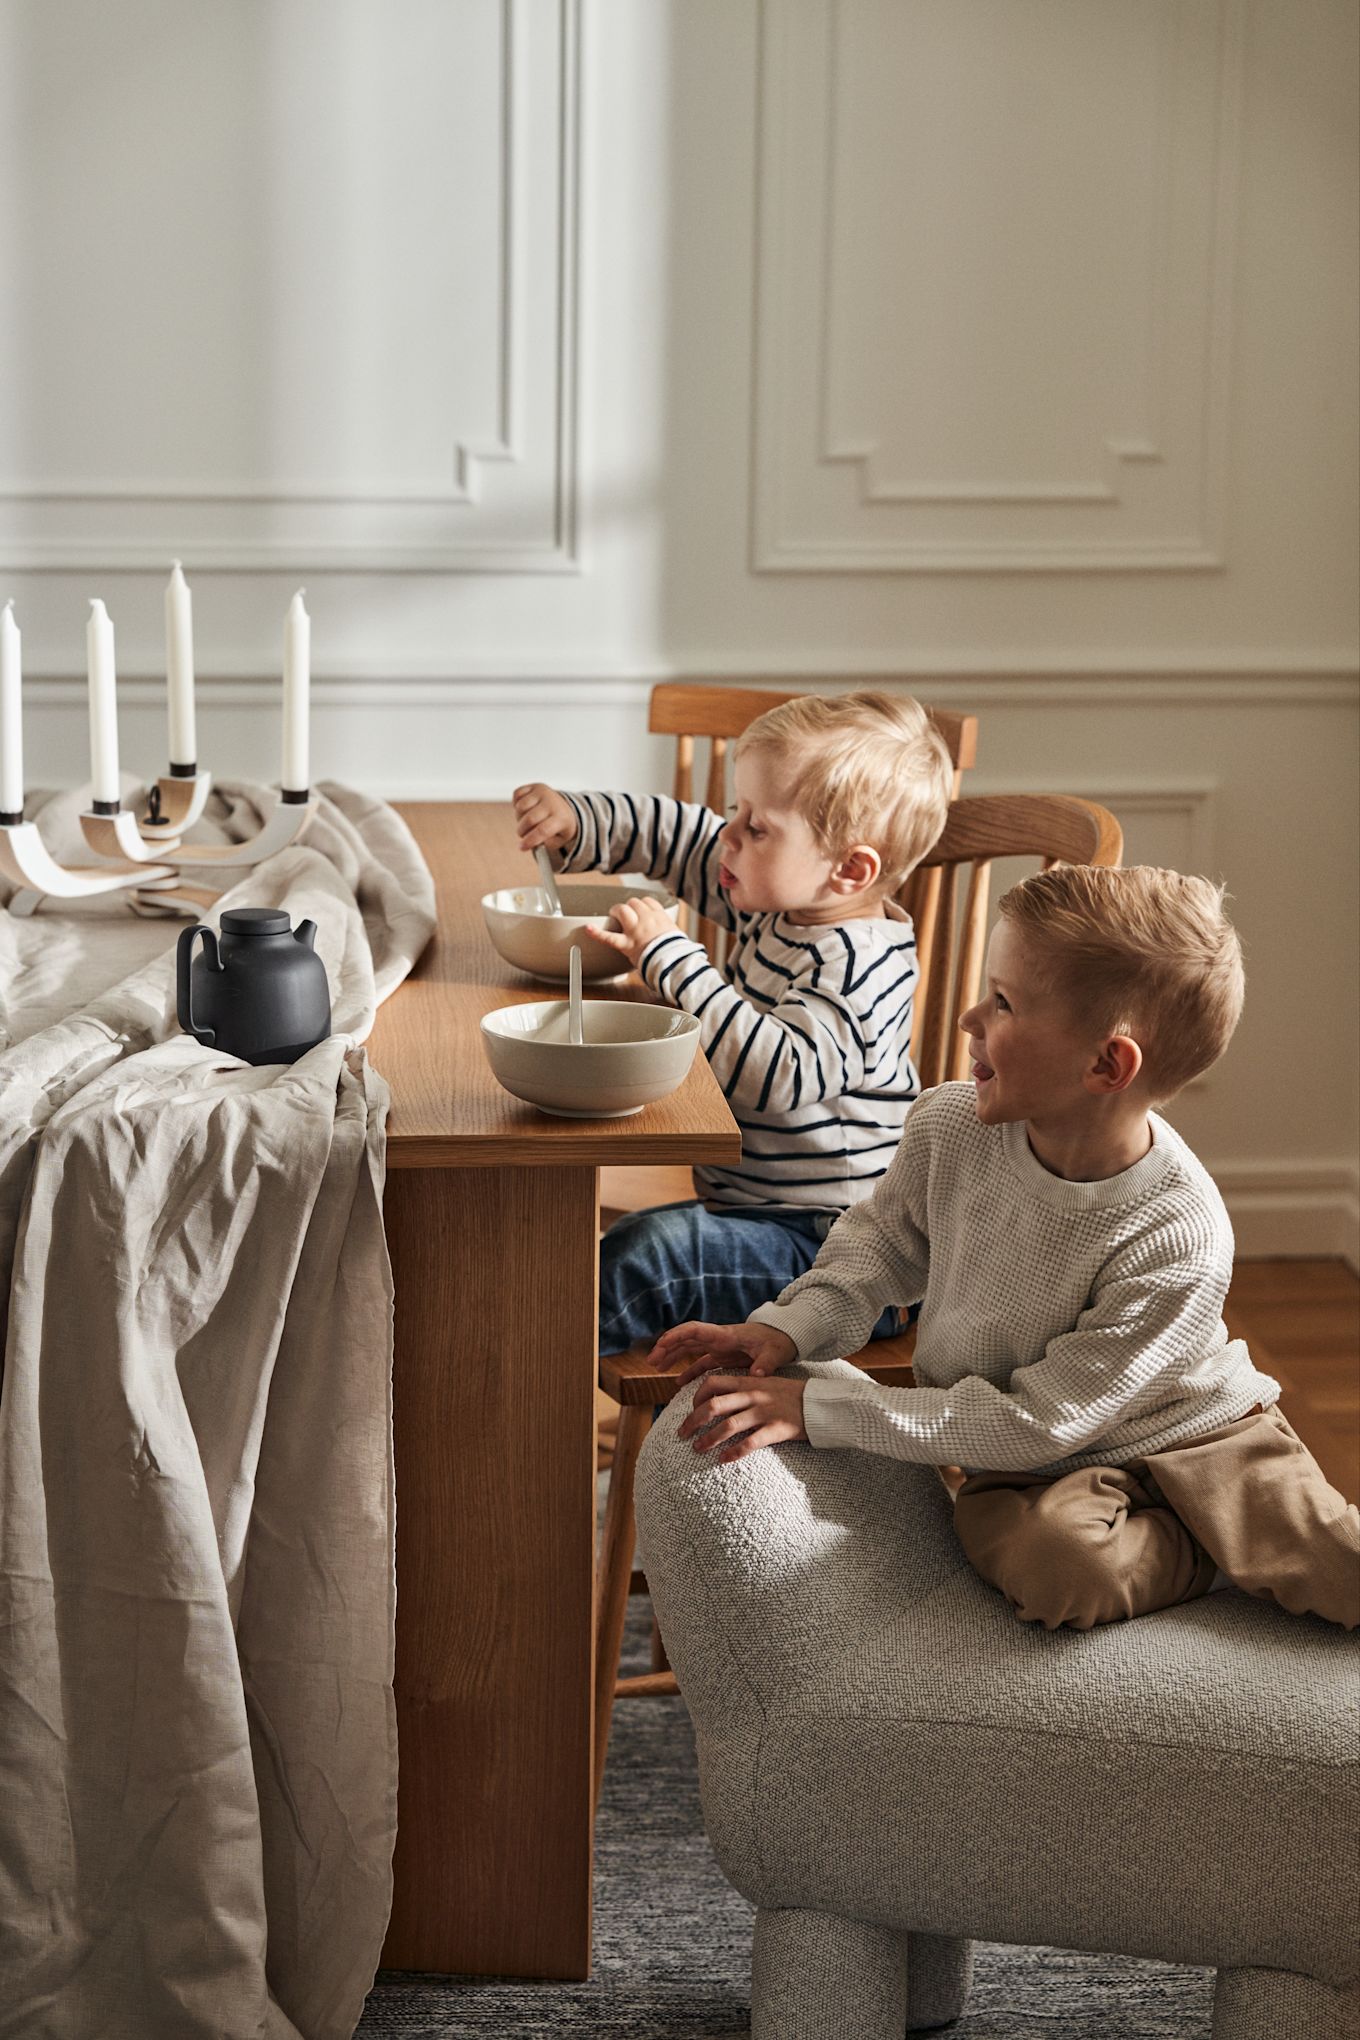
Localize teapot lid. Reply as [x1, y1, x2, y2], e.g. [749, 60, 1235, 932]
[220, 907, 291, 936]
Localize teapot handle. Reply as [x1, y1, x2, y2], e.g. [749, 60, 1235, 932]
[176, 924, 220, 1048]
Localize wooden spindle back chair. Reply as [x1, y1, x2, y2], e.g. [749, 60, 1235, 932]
[650, 685, 978, 960]
[592, 789, 1125, 1807]
[650, 680, 978, 811]
[904, 792, 1126, 1089]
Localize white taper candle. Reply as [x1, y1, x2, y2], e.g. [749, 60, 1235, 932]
[165, 560, 196, 767]
[86, 599, 120, 807]
[282, 588, 310, 792]
[0, 602, 21, 818]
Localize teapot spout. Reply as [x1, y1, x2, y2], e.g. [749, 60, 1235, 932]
[294, 918, 318, 951]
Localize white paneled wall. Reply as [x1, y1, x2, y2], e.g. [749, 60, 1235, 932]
[0, 0, 579, 572]
[2, 0, 1356, 1258]
[753, 0, 1241, 571]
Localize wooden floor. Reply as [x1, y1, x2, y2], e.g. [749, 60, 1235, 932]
[1225, 1258, 1360, 1502]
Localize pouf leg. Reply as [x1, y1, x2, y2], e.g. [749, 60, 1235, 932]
[752, 1907, 909, 2040]
[905, 1930, 974, 2030]
[1213, 1966, 1359, 2039]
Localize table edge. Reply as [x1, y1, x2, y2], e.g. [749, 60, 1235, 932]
[385, 1132, 743, 1169]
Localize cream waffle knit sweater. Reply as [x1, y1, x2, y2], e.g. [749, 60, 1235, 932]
[748, 1082, 1279, 1478]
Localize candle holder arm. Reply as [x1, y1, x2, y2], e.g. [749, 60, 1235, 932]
[81, 807, 184, 865]
[0, 820, 175, 907]
[155, 792, 317, 867]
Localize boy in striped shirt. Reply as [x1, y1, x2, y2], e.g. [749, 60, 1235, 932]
[513, 691, 954, 1357]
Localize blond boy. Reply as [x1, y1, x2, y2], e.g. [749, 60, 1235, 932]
[514, 692, 953, 1357]
[650, 865, 1359, 1632]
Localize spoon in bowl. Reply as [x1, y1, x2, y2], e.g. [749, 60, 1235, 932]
[568, 943, 584, 1045]
[534, 846, 565, 916]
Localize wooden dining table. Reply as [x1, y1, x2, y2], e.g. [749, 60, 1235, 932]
[366, 803, 740, 1981]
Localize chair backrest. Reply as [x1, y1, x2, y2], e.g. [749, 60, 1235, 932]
[647, 681, 980, 964]
[901, 793, 1124, 1089]
[647, 681, 979, 808]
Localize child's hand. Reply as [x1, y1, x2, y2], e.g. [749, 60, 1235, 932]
[513, 782, 577, 854]
[676, 1371, 808, 1463]
[585, 895, 676, 970]
[647, 1318, 797, 1384]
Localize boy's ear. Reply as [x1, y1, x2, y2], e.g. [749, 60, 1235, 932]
[830, 844, 882, 895]
[1085, 1034, 1143, 1096]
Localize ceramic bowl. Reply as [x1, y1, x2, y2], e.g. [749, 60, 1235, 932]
[480, 881, 679, 982]
[480, 999, 701, 1117]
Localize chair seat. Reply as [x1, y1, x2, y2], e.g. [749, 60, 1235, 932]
[598, 1163, 694, 1232]
[600, 1326, 917, 1407]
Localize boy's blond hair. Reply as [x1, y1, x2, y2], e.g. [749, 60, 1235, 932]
[997, 863, 1245, 1105]
[735, 690, 952, 892]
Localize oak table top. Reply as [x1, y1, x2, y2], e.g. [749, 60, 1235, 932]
[367, 802, 742, 1171]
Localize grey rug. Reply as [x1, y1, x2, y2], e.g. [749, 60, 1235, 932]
[356, 1603, 1213, 2039]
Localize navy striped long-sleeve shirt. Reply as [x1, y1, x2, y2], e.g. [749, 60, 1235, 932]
[559, 790, 923, 1214]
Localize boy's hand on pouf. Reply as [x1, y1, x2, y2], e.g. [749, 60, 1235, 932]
[677, 1371, 809, 1463]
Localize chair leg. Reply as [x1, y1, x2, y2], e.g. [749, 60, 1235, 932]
[593, 1402, 652, 1812]
[752, 1907, 909, 2040]
[1212, 1966, 1359, 2039]
[594, 1383, 619, 1471]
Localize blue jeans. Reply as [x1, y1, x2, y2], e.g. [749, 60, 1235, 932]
[598, 1199, 902, 1356]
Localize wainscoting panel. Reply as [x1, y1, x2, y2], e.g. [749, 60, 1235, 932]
[968, 774, 1217, 892]
[753, 0, 1243, 571]
[0, 0, 580, 572]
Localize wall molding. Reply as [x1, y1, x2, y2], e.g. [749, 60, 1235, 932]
[453, 0, 531, 500]
[14, 665, 1358, 705]
[0, 0, 581, 575]
[817, 5, 1176, 511]
[1213, 1160, 1360, 1270]
[753, 0, 1245, 572]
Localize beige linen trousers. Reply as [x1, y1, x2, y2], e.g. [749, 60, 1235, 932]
[953, 1404, 1360, 1632]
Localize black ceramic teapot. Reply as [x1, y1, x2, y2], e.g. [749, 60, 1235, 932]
[176, 907, 332, 1066]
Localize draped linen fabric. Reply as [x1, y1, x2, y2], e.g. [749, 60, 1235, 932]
[0, 782, 435, 2040]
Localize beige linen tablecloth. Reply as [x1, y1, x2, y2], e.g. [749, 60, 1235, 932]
[0, 783, 435, 2040]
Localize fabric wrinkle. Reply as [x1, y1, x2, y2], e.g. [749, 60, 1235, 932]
[0, 780, 432, 2040]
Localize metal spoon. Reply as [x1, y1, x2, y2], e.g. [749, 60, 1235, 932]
[568, 943, 584, 1045]
[534, 845, 564, 916]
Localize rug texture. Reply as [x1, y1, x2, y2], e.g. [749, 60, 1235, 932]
[356, 1605, 1214, 2038]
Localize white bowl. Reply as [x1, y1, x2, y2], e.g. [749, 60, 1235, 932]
[480, 1000, 701, 1118]
[480, 881, 679, 982]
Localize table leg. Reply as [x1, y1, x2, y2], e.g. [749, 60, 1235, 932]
[381, 1164, 599, 1979]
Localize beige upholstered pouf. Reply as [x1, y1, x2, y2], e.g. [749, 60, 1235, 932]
[635, 1362, 1359, 2040]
